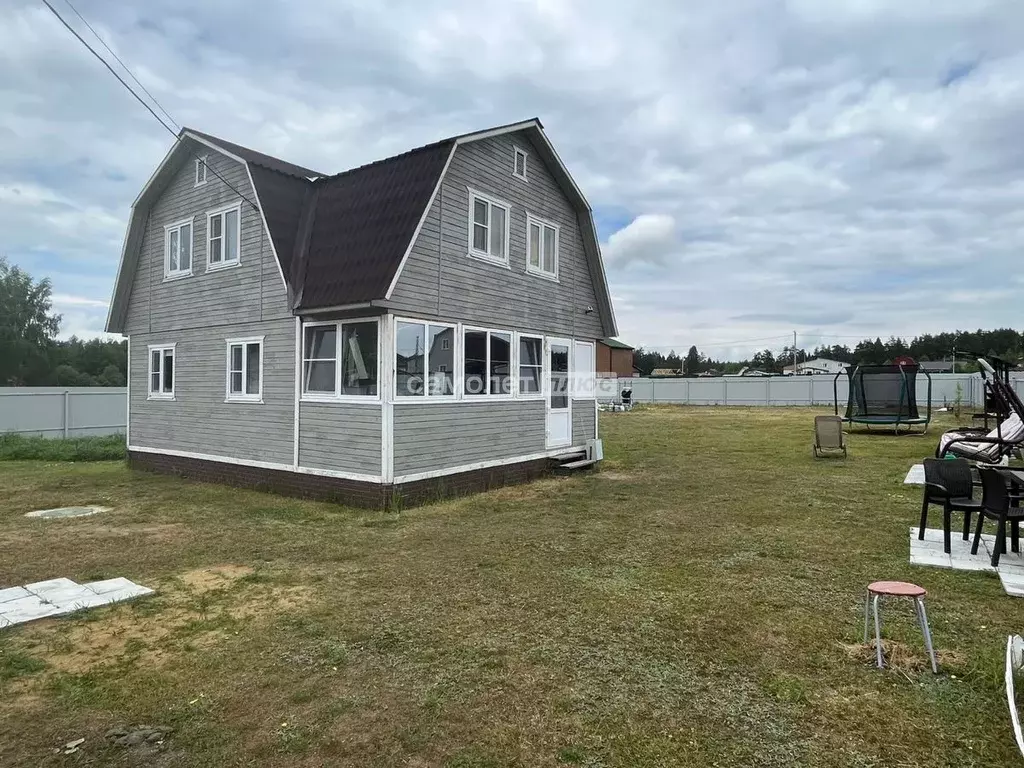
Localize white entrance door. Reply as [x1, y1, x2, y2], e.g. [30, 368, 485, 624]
[546, 338, 572, 448]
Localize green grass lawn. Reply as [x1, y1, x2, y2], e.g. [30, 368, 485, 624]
[0, 407, 1020, 766]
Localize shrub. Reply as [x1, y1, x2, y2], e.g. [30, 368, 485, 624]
[0, 433, 125, 461]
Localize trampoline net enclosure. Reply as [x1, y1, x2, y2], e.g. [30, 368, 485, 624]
[838, 364, 930, 425]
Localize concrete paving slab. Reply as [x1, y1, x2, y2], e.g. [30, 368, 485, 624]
[84, 577, 138, 595]
[24, 578, 79, 599]
[1, 595, 61, 625]
[0, 586, 32, 604]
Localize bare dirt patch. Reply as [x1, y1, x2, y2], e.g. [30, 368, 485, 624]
[841, 641, 966, 673]
[594, 471, 635, 481]
[13, 565, 314, 676]
[177, 564, 254, 592]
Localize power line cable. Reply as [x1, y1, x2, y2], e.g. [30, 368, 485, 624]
[61, 0, 179, 132]
[40, 0, 259, 210]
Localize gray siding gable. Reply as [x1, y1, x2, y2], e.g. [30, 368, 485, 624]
[124, 149, 290, 335]
[388, 131, 606, 340]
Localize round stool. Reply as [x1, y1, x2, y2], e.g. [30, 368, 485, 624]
[863, 581, 937, 674]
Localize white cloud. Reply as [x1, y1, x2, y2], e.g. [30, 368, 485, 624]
[604, 214, 677, 268]
[1, 0, 1023, 355]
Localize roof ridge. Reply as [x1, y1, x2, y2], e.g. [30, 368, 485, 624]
[317, 138, 454, 184]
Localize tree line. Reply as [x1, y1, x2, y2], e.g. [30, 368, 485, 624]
[634, 331, 1024, 376]
[1, 257, 126, 386]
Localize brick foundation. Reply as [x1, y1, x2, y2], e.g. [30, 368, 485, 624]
[127, 451, 553, 509]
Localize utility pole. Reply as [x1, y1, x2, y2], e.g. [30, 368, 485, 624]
[793, 331, 798, 374]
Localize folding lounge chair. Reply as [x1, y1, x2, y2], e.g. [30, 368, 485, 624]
[937, 413, 1024, 463]
[813, 415, 847, 458]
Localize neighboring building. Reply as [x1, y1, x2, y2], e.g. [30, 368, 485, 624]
[724, 367, 771, 377]
[105, 119, 617, 507]
[597, 338, 634, 377]
[919, 361, 954, 373]
[650, 368, 682, 377]
[782, 357, 847, 375]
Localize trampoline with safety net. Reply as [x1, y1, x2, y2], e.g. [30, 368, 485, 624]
[833, 363, 932, 434]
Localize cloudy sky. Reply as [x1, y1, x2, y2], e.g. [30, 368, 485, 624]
[3, 0, 1024, 359]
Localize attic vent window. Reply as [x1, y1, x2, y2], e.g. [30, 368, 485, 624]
[513, 147, 527, 180]
[195, 156, 208, 186]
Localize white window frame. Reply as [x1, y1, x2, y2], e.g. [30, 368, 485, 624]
[163, 217, 194, 280]
[225, 336, 264, 403]
[206, 201, 242, 271]
[512, 146, 528, 181]
[147, 344, 176, 400]
[526, 214, 560, 281]
[301, 317, 382, 403]
[462, 324, 514, 401]
[515, 332, 545, 400]
[467, 188, 511, 267]
[394, 317, 458, 401]
[195, 156, 208, 187]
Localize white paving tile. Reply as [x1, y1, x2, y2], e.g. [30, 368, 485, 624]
[93, 585, 154, 603]
[84, 577, 138, 595]
[904, 464, 925, 485]
[1000, 572, 1024, 597]
[24, 578, 79, 598]
[0, 586, 31, 604]
[51, 592, 124, 614]
[907, 526, 1024, 596]
[0, 576, 154, 629]
[1, 596, 61, 625]
[39, 585, 101, 609]
[910, 550, 954, 569]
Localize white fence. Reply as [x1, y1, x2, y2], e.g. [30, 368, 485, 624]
[0, 388, 127, 438]
[598, 373, 1024, 408]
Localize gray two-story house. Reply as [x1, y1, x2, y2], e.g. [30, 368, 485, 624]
[106, 118, 617, 507]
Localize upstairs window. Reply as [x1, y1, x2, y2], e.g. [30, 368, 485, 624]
[468, 190, 509, 265]
[527, 215, 558, 279]
[513, 147, 528, 181]
[148, 344, 175, 399]
[226, 337, 263, 402]
[164, 219, 193, 279]
[195, 156, 208, 186]
[395, 320, 455, 397]
[464, 328, 511, 397]
[207, 203, 241, 269]
[302, 320, 379, 398]
[518, 335, 543, 396]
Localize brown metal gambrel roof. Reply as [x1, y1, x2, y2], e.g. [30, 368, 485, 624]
[106, 120, 617, 337]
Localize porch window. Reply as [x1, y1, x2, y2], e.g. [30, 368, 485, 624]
[302, 320, 379, 398]
[518, 335, 543, 396]
[396, 320, 455, 397]
[463, 328, 512, 397]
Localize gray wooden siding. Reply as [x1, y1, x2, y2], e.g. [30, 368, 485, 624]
[389, 132, 605, 340]
[124, 150, 289, 336]
[298, 402, 382, 476]
[129, 318, 294, 464]
[393, 400, 546, 476]
[572, 400, 596, 445]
